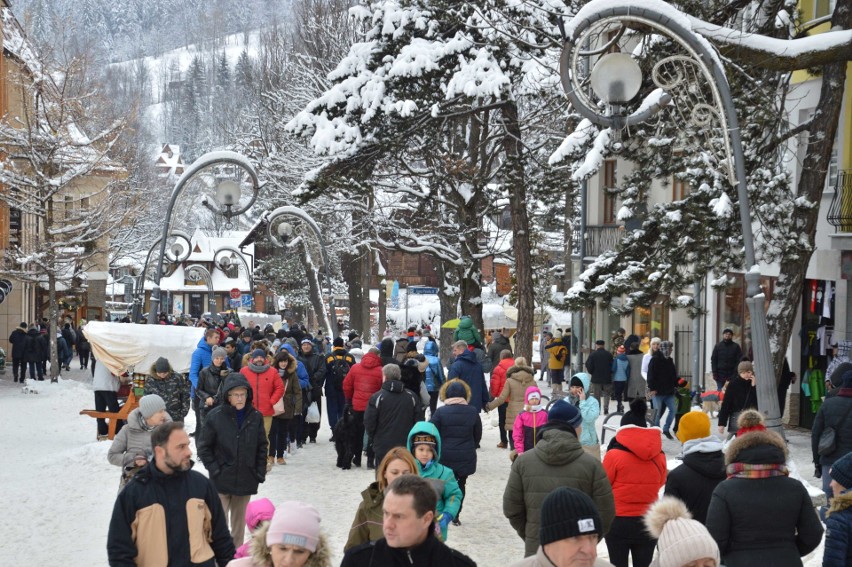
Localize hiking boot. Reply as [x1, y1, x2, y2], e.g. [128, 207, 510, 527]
[496, 442, 507, 449]
[277, 457, 286, 465]
[267, 456, 274, 465]
[97, 434, 109, 441]
[452, 518, 461, 526]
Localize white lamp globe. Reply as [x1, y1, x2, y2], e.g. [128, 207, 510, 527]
[590, 53, 643, 105]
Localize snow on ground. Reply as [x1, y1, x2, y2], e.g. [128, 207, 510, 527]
[0, 369, 827, 565]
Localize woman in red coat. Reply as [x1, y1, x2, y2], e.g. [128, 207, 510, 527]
[490, 350, 514, 448]
[240, 348, 284, 440]
[602, 424, 667, 567]
[342, 348, 385, 468]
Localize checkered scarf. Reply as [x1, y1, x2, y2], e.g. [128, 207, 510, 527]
[726, 462, 788, 479]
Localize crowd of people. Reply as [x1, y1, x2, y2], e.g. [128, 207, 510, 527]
[31, 313, 843, 566]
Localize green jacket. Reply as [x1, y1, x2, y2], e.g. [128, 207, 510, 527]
[407, 421, 464, 540]
[503, 424, 615, 557]
[345, 482, 384, 552]
[453, 317, 482, 346]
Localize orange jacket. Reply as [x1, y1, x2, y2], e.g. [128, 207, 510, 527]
[603, 425, 667, 517]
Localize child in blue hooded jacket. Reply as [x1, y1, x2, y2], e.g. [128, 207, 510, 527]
[406, 421, 463, 541]
[568, 372, 602, 460]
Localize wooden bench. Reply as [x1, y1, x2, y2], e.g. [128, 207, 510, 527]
[80, 389, 139, 440]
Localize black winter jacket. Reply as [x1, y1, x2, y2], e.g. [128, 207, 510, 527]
[718, 376, 758, 429]
[22, 328, 44, 363]
[341, 529, 476, 567]
[298, 349, 327, 400]
[664, 437, 726, 523]
[711, 338, 743, 379]
[706, 431, 823, 567]
[646, 353, 678, 396]
[107, 461, 235, 566]
[585, 348, 614, 385]
[487, 333, 512, 367]
[430, 382, 482, 477]
[364, 380, 420, 461]
[196, 363, 229, 419]
[196, 374, 268, 496]
[8, 327, 26, 358]
[812, 388, 852, 466]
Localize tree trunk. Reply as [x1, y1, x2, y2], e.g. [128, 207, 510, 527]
[48, 276, 59, 382]
[501, 101, 534, 362]
[341, 249, 363, 336]
[766, 36, 848, 383]
[298, 241, 332, 336]
[438, 260, 460, 363]
[360, 244, 371, 340]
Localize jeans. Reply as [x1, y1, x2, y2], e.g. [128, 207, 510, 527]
[27, 361, 44, 381]
[78, 348, 90, 369]
[428, 391, 439, 419]
[325, 385, 345, 430]
[269, 417, 290, 458]
[94, 390, 121, 436]
[652, 394, 676, 432]
[351, 410, 373, 466]
[613, 381, 626, 408]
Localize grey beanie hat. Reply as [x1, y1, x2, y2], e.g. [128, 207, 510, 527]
[212, 347, 227, 360]
[138, 394, 166, 419]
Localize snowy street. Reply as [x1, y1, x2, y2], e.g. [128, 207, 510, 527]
[0, 366, 827, 566]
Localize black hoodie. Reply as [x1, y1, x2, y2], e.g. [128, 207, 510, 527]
[665, 436, 726, 523]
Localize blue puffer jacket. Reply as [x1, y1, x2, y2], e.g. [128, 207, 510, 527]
[430, 379, 482, 477]
[189, 337, 213, 391]
[424, 341, 445, 392]
[446, 349, 489, 411]
[281, 343, 310, 389]
[825, 491, 852, 566]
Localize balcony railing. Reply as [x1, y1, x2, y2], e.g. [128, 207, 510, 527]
[571, 225, 622, 258]
[828, 170, 852, 232]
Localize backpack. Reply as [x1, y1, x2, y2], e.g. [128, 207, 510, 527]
[327, 354, 353, 389]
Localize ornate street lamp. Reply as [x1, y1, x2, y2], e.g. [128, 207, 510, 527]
[214, 246, 254, 310]
[263, 206, 336, 338]
[559, 0, 782, 436]
[148, 151, 261, 324]
[185, 264, 217, 316]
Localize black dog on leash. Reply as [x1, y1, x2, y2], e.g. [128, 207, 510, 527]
[334, 404, 359, 470]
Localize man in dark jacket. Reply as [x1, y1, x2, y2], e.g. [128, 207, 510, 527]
[364, 364, 421, 467]
[585, 339, 614, 414]
[8, 322, 27, 382]
[487, 330, 512, 368]
[710, 328, 743, 390]
[379, 337, 400, 367]
[107, 421, 235, 566]
[341, 475, 477, 567]
[446, 341, 490, 412]
[812, 369, 852, 512]
[298, 338, 326, 444]
[22, 325, 44, 381]
[326, 337, 356, 434]
[647, 340, 679, 438]
[665, 412, 725, 523]
[197, 373, 268, 546]
[504, 399, 615, 557]
[222, 337, 241, 372]
[717, 360, 758, 438]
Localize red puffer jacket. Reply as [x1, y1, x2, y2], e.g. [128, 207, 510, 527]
[603, 425, 667, 517]
[343, 352, 384, 412]
[490, 357, 514, 398]
[240, 364, 284, 417]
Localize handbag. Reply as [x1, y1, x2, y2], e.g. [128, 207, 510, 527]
[273, 397, 285, 416]
[818, 402, 852, 456]
[305, 401, 320, 424]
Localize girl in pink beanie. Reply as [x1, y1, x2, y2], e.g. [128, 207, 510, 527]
[234, 498, 275, 559]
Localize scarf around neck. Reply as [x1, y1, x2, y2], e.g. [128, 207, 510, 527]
[726, 462, 788, 479]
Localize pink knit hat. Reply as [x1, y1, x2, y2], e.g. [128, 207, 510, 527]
[525, 386, 542, 405]
[266, 501, 321, 552]
[245, 498, 275, 532]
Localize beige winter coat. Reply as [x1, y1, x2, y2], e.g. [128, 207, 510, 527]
[487, 364, 535, 431]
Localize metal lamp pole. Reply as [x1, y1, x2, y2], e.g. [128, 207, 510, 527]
[214, 246, 255, 309]
[560, 0, 782, 436]
[185, 264, 217, 316]
[263, 205, 336, 338]
[148, 151, 260, 325]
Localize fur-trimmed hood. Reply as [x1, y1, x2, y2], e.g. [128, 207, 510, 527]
[506, 364, 535, 383]
[725, 429, 787, 466]
[439, 377, 471, 402]
[828, 490, 852, 516]
[245, 521, 332, 567]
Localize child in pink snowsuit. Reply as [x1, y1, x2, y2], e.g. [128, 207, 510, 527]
[512, 386, 548, 454]
[234, 497, 275, 558]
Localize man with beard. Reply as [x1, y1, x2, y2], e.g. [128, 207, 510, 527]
[107, 421, 235, 566]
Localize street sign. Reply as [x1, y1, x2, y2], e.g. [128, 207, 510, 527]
[241, 295, 253, 308]
[409, 286, 438, 295]
[229, 299, 240, 308]
[230, 288, 241, 300]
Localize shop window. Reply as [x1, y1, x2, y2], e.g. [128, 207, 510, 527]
[632, 299, 670, 343]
